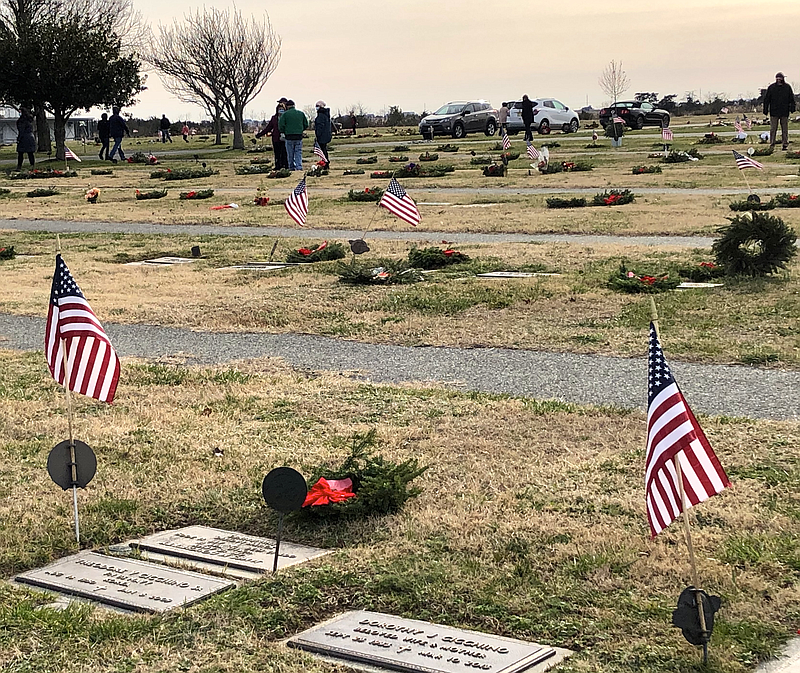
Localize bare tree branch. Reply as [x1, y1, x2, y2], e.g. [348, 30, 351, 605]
[598, 60, 630, 103]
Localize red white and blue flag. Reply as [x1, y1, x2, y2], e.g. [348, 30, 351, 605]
[64, 145, 81, 162]
[284, 176, 308, 226]
[734, 120, 743, 133]
[661, 127, 673, 141]
[45, 255, 120, 403]
[645, 323, 730, 537]
[379, 178, 421, 227]
[502, 133, 511, 150]
[733, 150, 763, 170]
[313, 142, 327, 162]
[526, 141, 539, 161]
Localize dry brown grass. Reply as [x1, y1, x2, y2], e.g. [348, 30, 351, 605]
[1, 349, 798, 672]
[1, 232, 798, 367]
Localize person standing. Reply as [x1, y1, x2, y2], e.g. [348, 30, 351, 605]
[314, 100, 332, 166]
[763, 72, 796, 150]
[278, 99, 308, 171]
[108, 107, 130, 162]
[15, 107, 36, 171]
[349, 110, 357, 136]
[521, 95, 535, 141]
[160, 115, 172, 143]
[498, 102, 509, 136]
[181, 122, 190, 142]
[97, 113, 110, 160]
[257, 100, 288, 169]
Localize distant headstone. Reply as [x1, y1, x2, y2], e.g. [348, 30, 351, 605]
[15, 551, 233, 613]
[131, 525, 329, 573]
[288, 610, 570, 673]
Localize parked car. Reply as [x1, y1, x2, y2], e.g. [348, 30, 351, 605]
[599, 101, 670, 130]
[506, 98, 579, 135]
[419, 101, 498, 139]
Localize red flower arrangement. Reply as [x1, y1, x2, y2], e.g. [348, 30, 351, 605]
[253, 196, 270, 206]
[604, 194, 622, 205]
[700, 262, 717, 268]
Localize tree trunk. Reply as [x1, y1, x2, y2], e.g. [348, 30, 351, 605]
[53, 110, 66, 161]
[35, 106, 51, 154]
[213, 103, 223, 145]
[232, 102, 244, 150]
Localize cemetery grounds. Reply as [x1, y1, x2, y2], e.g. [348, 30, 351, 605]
[0, 117, 798, 672]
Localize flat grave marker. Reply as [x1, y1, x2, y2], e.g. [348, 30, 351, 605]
[15, 550, 234, 613]
[676, 282, 724, 289]
[477, 272, 562, 279]
[131, 525, 329, 573]
[217, 263, 290, 272]
[125, 257, 198, 267]
[288, 610, 570, 673]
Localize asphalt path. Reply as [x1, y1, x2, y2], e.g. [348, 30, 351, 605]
[0, 218, 715, 248]
[1, 313, 797, 421]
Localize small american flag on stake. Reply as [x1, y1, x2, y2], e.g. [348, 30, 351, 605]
[45, 254, 120, 403]
[733, 149, 763, 170]
[502, 133, 511, 150]
[379, 178, 421, 227]
[64, 145, 82, 162]
[313, 142, 327, 162]
[526, 141, 539, 161]
[646, 323, 730, 537]
[734, 120, 743, 133]
[284, 176, 308, 226]
[661, 127, 673, 141]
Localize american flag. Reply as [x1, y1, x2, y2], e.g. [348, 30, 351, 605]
[734, 120, 743, 133]
[284, 176, 308, 226]
[64, 145, 81, 162]
[646, 323, 730, 538]
[613, 116, 625, 124]
[379, 178, 420, 227]
[526, 141, 539, 161]
[661, 127, 673, 141]
[733, 149, 763, 170]
[313, 142, 327, 162]
[45, 255, 120, 403]
[502, 133, 511, 150]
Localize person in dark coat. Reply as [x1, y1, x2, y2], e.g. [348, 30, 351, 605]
[314, 100, 332, 166]
[521, 95, 536, 142]
[349, 110, 357, 136]
[763, 72, 796, 150]
[97, 113, 110, 160]
[108, 107, 130, 162]
[15, 107, 36, 171]
[256, 100, 288, 169]
[160, 114, 172, 143]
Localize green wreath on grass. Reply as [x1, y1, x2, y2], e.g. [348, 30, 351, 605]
[712, 213, 797, 277]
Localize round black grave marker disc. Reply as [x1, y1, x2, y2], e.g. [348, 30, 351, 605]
[262, 467, 307, 513]
[47, 440, 97, 490]
[349, 239, 370, 255]
[746, 193, 761, 204]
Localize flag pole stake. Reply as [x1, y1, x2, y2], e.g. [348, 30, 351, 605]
[59, 338, 80, 543]
[740, 170, 753, 194]
[650, 296, 709, 659]
[359, 171, 395, 240]
[272, 513, 284, 574]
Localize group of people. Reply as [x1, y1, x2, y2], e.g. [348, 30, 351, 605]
[158, 115, 191, 144]
[96, 108, 131, 162]
[496, 97, 536, 141]
[256, 98, 332, 172]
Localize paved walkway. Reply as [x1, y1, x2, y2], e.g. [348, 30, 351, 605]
[0, 218, 714, 248]
[1, 314, 797, 420]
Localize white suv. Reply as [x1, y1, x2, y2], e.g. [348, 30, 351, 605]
[506, 98, 579, 135]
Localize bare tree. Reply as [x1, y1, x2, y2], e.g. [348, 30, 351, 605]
[598, 60, 630, 104]
[147, 8, 280, 150]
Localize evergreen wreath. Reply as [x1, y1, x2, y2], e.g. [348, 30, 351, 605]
[347, 187, 384, 202]
[179, 189, 215, 200]
[632, 165, 662, 174]
[356, 156, 378, 164]
[335, 258, 423, 284]
[235, 164, 275, 175]
[408, 246, 470, 269]
[729, 199, 774, 212]
[592, 189, 634, 206]
[0, 245, 15, 260]
[774, 193, 800, 208]
[546, 196, 587, 209]
[712, 212, 797, 276]
[392, 145, 409, 152]
[388, 156, 409, 162]
[286, 241, 346, 264]
[751, 146, 774, 157]
[135, 188, 167, 200]
[608, 263, 680, 294]
[435, 144, 459, 152]
[90, 169, 113, 175]
[470, 156, 493, 165]
[27, 187, 59, 197]
[296, 429, 427, 519]
[418, 152, 439, 161]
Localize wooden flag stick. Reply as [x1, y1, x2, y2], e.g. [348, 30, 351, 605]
[740, 169, 753, 194]
[649, 297, 708, 646]
[59, 338, 81, 543]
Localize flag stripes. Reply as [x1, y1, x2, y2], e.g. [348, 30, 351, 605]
[645, 323, 729, 537]
[64, 145, 82, 162]
[502, 133, 511, 150]
[284, 176, 308, 226]
[733, 149, 763, 170]
[380, 177, 421, 227]
[661, 128, 673, 141]
[45, 255, 119, 403]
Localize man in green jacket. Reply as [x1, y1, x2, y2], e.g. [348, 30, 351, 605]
[278, 100, 309, 171]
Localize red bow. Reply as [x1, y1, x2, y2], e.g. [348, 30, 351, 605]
[303, 477, 356, 507]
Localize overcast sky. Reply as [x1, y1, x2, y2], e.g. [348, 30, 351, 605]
[130, 0, 799, 121]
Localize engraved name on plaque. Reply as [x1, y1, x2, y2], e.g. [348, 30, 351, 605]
[15, 551, 234, 613]
[131, 525, 330, 572]
[288, 610, 566, 673]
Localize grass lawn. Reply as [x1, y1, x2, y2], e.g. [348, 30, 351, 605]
[0, 350, 798, 673]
